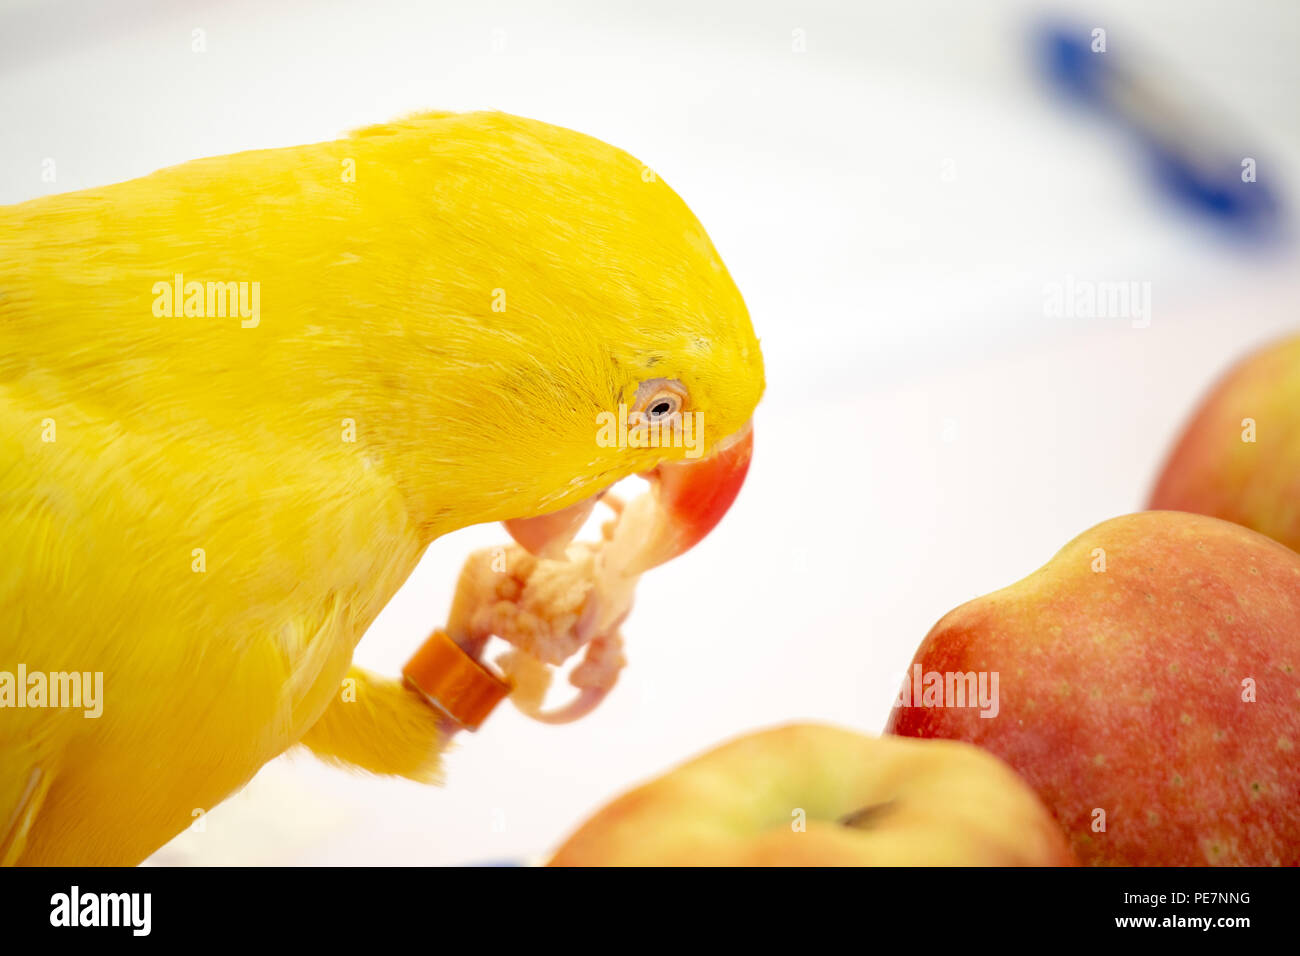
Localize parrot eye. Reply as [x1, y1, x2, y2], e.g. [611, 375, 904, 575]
[632, 379, 687, 421]
[647, 395, 679, 420]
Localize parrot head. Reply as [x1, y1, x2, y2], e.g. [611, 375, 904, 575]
[485, 120, 763, 574]
[368, 112, 765, 569]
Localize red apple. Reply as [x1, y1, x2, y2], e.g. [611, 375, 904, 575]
[548, 724, 1076, 866]
[887, 510, 1300, 866]
[1151, 333, 1300, 552]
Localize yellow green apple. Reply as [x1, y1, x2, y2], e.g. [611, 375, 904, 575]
[548, 723, 1076, 866]
[886, 510, 1300, 865]
[1150, 333, 1300, 551]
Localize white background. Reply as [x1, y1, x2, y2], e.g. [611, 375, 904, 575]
[3, 0, 1298, 864]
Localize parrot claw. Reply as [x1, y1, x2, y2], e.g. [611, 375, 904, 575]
[529, 689, 608, 724]
[440, 495, 643, 724]
[526, 630, 626, 724]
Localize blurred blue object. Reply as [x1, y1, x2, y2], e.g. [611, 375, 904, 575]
[1037, 22, 1286, 244]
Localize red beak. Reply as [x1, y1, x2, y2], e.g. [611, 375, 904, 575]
[622, 419, 754, 574]
[503, 421, 754, 574]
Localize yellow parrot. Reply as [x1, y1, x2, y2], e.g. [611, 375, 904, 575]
[0, 110, 764, 865]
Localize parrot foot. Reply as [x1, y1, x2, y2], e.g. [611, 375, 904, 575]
[442, 495, 644, 724]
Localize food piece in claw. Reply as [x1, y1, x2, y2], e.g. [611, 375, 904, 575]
[444, 497, 641, 724]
